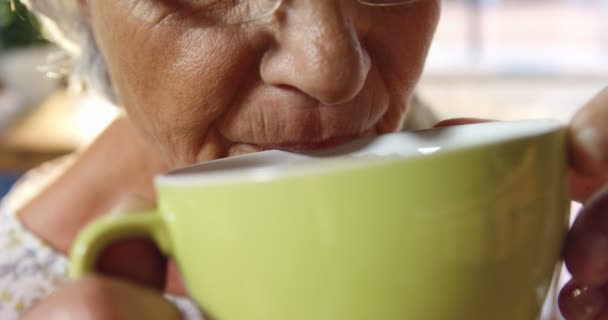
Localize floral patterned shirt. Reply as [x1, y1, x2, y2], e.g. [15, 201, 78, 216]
[0, 162, 203, 319]
[0, 203, 66, 317]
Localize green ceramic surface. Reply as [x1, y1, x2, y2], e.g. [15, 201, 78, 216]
[70, 120, 569, 320]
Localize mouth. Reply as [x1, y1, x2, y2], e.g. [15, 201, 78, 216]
[228, 135, 364, 156]
[258, 135, 362, 152]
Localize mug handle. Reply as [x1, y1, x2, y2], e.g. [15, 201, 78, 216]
[68, 211, 172, 279]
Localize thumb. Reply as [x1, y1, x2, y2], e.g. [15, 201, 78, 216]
[568, 88, 608, 202]
[24, 275, 183, 320]
[95, 194, 168, 290]
[569, 87, 608, 178]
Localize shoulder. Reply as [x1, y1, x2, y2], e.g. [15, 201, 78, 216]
[3, 154, 77, 215]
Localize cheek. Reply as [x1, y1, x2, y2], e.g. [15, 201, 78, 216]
[89, 5, 257, 163]
[367, 2, 440, 90]
[362, 3, 439, 132]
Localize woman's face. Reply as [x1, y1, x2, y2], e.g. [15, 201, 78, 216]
[85, 0, 440, 168]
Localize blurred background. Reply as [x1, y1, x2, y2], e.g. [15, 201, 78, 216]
[0, 0, 54, 194]
[420, 0, 607, 122]
[0, 0, 117, 194]
[0, 0, 604, 318]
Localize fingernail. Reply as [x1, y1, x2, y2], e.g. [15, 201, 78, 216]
[576, 127, 608, 173]
[564, 286, 605, 319]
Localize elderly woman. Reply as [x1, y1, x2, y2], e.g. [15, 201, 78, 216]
[0, 0, 606, 319]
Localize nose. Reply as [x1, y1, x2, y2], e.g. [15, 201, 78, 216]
[260, 1, 371, 105]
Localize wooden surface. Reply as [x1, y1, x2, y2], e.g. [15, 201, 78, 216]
[0, 89, 118, 172]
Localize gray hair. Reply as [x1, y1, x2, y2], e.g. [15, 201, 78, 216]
[19, 0, 117, 103]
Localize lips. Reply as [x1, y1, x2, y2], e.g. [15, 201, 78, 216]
[227, 133, 372, 158]
[257, 135, 363, 152]
[216, 65, 393, 159]
[227, 143, 268, 156]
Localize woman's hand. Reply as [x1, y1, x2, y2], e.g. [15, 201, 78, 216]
[435, 90, 608, 319]
[20, 196, 189, 320]
[93, 195, 189, 295]
[558, 87, 608, 320]
[22, 275, 182, 320]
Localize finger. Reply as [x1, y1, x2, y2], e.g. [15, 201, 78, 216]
[433, 118, 494, 128]
[565, 188, 608, 286]
[558, 278, 606, 320]
[569, 87, 608, 178]
[570, 170, 608, 203]
[166, 259, 188, 296]
[23, 275, 182, 320]
[96, 237, 167, 290]
[95, 195, 167, 289]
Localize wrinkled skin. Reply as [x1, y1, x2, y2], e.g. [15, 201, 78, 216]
[87, 0, 440, 167]
[19, 1, 608, 319]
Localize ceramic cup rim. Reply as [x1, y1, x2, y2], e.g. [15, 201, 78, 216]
[157, 119, 564, 186]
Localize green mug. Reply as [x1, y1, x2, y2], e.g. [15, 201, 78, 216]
[70, 119, 570, 320]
